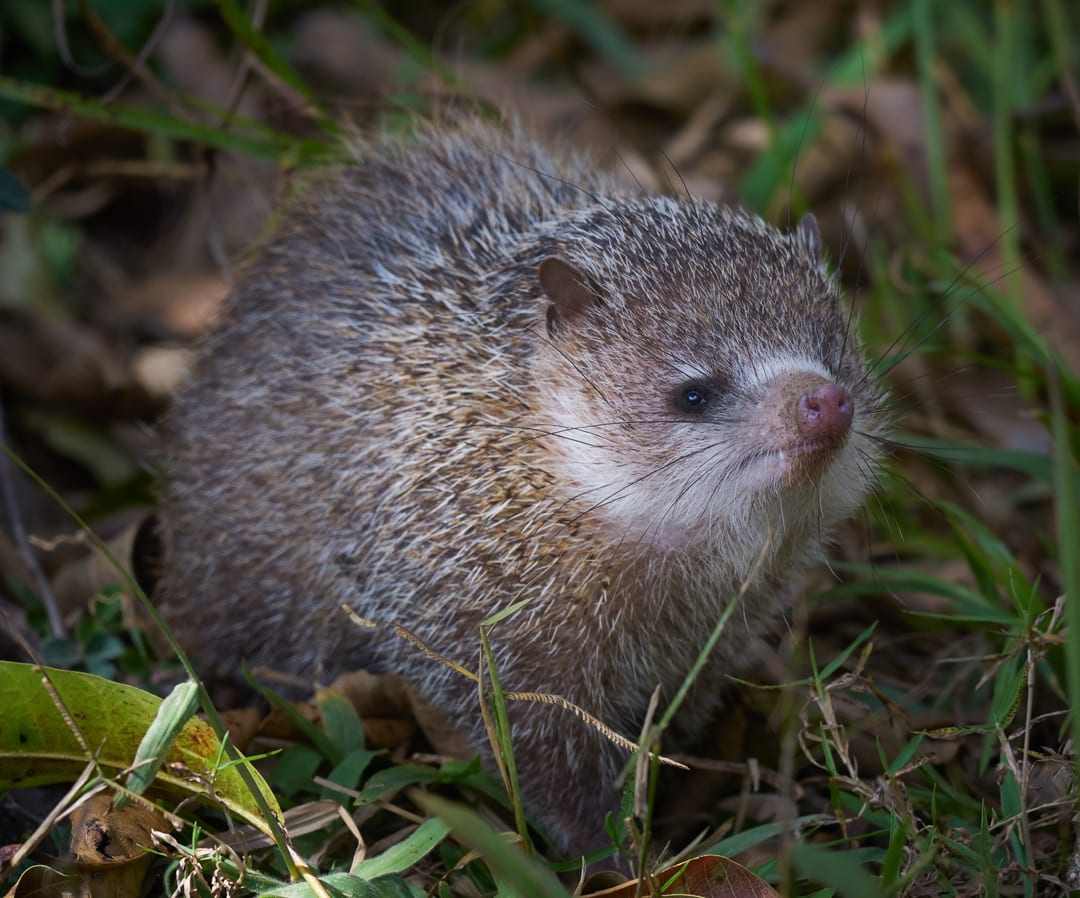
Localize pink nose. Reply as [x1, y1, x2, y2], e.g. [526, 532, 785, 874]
[796, 383, 854, 442]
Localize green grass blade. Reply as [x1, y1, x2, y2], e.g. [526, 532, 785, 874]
[1050, 367, 1080, 791]
[351, 818, 450, 878]
[894, 434, 1053, 483]
[991, 0, 1025, 316]
[212, 0, 338, 134]
[913, 0, 952, 243]
[479, 627, 533, 854]
[0, 76, 331, 163]
[414, 793, 569, 898]
[792, 842, 883, 897]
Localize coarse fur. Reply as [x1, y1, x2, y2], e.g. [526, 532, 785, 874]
[160, 115, 887, 855]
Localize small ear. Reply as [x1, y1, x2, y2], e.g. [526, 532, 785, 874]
[538, 257, 602, 336]
[796, 213, 823, 259]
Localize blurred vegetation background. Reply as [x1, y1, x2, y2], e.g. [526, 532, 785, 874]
[1, 1, 1079, 894]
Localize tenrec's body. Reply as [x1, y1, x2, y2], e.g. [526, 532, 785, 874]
[160, 118, 885, 854]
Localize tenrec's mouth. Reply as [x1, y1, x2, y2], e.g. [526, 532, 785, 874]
[740, 434, 851, 487]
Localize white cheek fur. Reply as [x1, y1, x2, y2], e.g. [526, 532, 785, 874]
[534, 355, 878, 576]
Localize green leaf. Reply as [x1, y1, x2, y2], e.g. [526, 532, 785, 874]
[318, 687, 368, 759]
[414, 793, 569, 898]
[792, 842, 883, 898]
[352, 818, 450, 878]
[989, 654, 1025, 729]
[257, 872, 385, 898]
[269, 744, 324, 797]
[880, 815, 909, 885]
[818, 622, 878, 680]
[115, 679, 200, 807]
[1000, 765, 1022, 819]
[0, 661, 281, 836]
[353, 764, 439, 804]
[705, 816, 829, 858]
[884, 734, 925, 776]
[324, 748, 378, 801]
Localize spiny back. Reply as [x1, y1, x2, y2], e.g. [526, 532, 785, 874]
[252, 120, 629, 293]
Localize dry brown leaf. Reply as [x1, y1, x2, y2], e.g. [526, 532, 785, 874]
[259, 698, 321, 741]
[121, 272, 229, 339]
[155, 16, 262, 115]
[1024, 753, 1074, 808]
[48, 516, 147, 618]
[328, 670, 419, 748]
[361, 717, 418, 750]
[292, 9, 399, 99]
[219, 706, 263, 751]
[828, 78, 928, 180]
[758, 0, 851, 77]
[69, 794, 165, 865]
[66, 793, 168, 898]
[129, 346, 195, 400]
[630, 42, 736, 116]
[3, 864, 85, 898]
[586, 854, 779, 898]
[329, 669, 412, 718]
[0, 314, 128, 408]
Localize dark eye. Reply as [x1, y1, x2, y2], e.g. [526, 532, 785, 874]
[678, 386, 709, 413]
